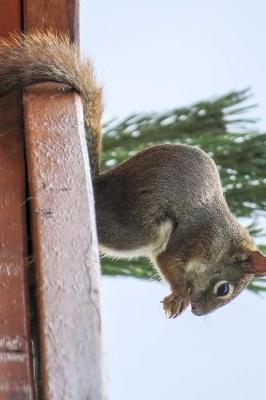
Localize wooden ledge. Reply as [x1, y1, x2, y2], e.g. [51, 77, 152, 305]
[24, 83, 103, 399]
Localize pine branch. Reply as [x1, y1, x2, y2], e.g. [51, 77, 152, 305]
[100, 89, 266, 294]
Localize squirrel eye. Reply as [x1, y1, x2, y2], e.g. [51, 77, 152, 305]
[213, 281, 234, 298]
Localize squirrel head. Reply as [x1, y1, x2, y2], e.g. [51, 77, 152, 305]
[187, 246, 266, 316]
[157, 220, 266, 316]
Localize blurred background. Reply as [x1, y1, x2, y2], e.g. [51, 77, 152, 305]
[81, 1, 266, 399]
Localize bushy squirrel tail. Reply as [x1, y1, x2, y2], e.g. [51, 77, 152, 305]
[0, 31, 102, 176]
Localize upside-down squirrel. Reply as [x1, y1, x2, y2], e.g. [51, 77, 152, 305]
[0, 32, 265, 317]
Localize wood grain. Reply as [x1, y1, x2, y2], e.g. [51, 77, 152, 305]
[23, 1, 104, 398]
[24, 0, 79, 41]
[24, 83, 104, 400]
[0, 0, 35, 398]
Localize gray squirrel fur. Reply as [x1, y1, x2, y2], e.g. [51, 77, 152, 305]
[0, 32, 265, 317]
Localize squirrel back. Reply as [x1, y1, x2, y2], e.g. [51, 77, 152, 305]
[1, 32, 266, 318]
[0, 31, 102, 176]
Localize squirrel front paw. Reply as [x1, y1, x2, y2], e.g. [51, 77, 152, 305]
[161, 292, 190, 318]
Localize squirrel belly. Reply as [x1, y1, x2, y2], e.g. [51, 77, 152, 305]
[1, 32, 266, 318]
[99, 219, 173, 261]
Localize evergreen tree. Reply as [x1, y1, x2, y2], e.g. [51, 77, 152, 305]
[100, 89, 266, 293]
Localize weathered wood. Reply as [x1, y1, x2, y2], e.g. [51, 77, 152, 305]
[24, 0, 79, 41]
[24, 84, 103, 400]
[23, 1, 104, 398]
[0, 1, 35, 398]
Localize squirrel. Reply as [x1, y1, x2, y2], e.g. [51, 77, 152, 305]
[0, 32, 265, 317]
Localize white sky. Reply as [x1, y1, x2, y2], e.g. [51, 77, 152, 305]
[81, 1, 266, 399]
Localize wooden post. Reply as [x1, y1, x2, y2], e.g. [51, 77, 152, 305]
[23, 1, 104, 399]
[0, 1, 35, 398]
[0, 0, 104, 398]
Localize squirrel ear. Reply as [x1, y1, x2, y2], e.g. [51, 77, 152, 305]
[248, 250, 266, 275]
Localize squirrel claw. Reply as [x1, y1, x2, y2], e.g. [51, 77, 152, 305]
[162, 292, 189, 318]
